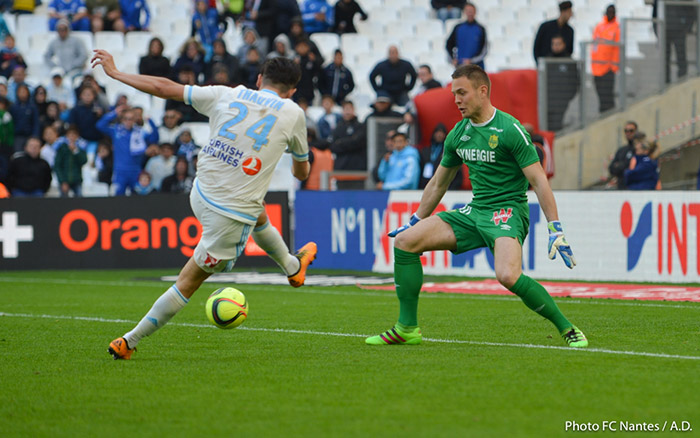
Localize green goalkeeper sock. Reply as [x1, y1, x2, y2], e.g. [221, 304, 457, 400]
[509, 274, 571, 333]
[394, 247, 423, 328]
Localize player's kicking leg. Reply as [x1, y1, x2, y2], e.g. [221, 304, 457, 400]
[252, 209, 317, 288]
[109, 257, 211, 359]
[494, 237, 588, 348]
[366, 216, 457, 345]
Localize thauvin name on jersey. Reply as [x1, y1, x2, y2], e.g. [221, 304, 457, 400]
[202, 139, 245, 167]
[236, 88, 284, 111]
[456, 147, 496, 163]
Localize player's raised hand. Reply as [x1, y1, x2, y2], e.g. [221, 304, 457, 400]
[388, 214, 420, 238]
[547, 221, 576, 269]
[91, 49, 119, 78]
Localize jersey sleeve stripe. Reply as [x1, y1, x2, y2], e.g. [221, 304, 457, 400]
[513, 123, 531, 145]
[184, 85, 193, 105]
[290, 151, 309, 161]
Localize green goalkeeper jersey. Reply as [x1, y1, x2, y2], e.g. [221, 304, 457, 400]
[441, 109, 540, 208]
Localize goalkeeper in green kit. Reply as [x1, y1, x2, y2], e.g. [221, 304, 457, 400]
[366, 64, 587, 348]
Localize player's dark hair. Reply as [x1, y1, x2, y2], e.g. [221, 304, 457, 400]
[261, 57, 301, 93]
[452, 64, 491, 96]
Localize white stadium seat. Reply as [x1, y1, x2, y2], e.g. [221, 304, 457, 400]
[416, 19, 445, 39]
[355, 20, 385, 37]
[29, 32, 54, 55]
[94, 31, 125, 52]
[310, 32, 340, 61]
[384, 21, 415, 39]
[72, 31, 94, 53]
[340, 33, 371, 58]
[368, 7, 399, 24]
[17, 14, 48, 37]
[125, 32, 155, 54]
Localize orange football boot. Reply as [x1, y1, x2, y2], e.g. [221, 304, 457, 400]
[287, 242, 317, 288]
[108, 337, 135, 360]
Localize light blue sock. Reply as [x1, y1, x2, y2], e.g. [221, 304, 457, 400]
[123, 285, 188, 347]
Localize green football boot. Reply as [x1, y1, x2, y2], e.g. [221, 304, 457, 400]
[561, 326, 588, 348]
[365, 325, 422, 345]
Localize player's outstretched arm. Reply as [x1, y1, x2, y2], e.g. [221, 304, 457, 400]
[91, 49, 185, 101]
[388, 164, 458, 237]
[522, 162, 576, 269]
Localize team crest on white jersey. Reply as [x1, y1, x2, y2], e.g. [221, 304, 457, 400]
[242, 156, 262, 175]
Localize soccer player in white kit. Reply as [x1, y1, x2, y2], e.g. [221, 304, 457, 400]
[90, 50, 317, 359]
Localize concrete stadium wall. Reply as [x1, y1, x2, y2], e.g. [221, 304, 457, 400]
[551, 77, 700, 189]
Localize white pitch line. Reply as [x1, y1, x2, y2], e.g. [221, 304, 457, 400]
[1, 276, 699, 310]
[1, 311, 698, 361]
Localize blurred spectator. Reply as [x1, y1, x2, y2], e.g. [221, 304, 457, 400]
[40, 124, 60, 167]
[87, 0, 125, 32]
[221, 0, 245, 23]
[522, 122, 551, 175]
[133, 170, 155, 195]
[44, 19, 89, 78]
[68, 86, 106, 149]
[0, 35, 27, 79]
[304, 127, 332, 190]
[206, 63, 233, 86]
[0, 77, 8, 99]
[172, 38, 207, 81]
[533, 1, 574, 64]
[139, 37, 171, 78]
[333, 0, 367, 34]
[48, 0, 91, 31]
[40, 101, 63, 134]
[33, 85, 49, 120]
[431, 0, 465, 22]
[317, 95, 341, 141]
[275, 0, 302, 40]
[94, 139, 113, 189]
[625, 136, 660, 190]
[295, 97, 317, 132]
[320, 49, 354, 105]
[7, 65, 30, 103]
[543, 35, 578, 131]
[414, 64, 442, 96]
[54, 125, 88, 197]
[46, 68, 75, 111]
[371, 128, 395, 183]
[75, 74, 109, 109]
[608, 121, 638, 189]
[267, 33, 294, 60]
[96, 105, 158, 195]
[174, 128, 199, 174]
[367, 91, 403, 119]
[369, 45, 417, 106]
[653, 0, 697, 83]
[376, 131, 419, 190]
[10, 84, 39, 152]
[330, 100, 366, 170]
[161, 155, 193, 193]
[248, 0, 276, 54]
[0, 96, 12, 181]
[119, 0, 150, 31]
[204, 39, 239, 83]
[239, 47, 262, 89]
[293, 38, 323, 104]
[145, 142, 176, 190]
[237, 27, 264, 61]
[7, 137, 52, 197]
[165, 65, 207, 122]
[419, 123, 462, 189]
[301, 0, 333, 34]
[158, 109, 182, 144]
[446, 2, 487, 69]
[288, 17, 323, 62]
[191, 0, 224, 62]
[591, 4, 619, 113]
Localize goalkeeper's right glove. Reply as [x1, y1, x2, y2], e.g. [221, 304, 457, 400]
[388, 214, 420, 237]
[547, 221, 576, 269]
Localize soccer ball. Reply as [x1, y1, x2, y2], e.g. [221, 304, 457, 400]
[205, 287, 248, 329]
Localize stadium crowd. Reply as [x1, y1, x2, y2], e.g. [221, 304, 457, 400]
[0, 0, 673, 197]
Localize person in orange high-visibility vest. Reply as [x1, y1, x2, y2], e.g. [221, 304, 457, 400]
[591, 4, 620, 113]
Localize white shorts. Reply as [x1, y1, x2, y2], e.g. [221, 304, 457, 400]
[190, 188, 253, 273]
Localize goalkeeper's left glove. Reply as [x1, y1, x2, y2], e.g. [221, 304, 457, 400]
[548, 221, 576, 269]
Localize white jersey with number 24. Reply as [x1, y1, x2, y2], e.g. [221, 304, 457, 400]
[183, 84, 309, 225]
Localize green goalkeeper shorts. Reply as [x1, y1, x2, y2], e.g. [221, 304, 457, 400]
[437, 203, 530, 254]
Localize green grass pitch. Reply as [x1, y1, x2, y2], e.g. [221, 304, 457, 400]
[1, 269, 699, 437]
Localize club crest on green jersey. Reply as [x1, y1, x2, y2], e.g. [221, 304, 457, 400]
[488, 134, 499, 149]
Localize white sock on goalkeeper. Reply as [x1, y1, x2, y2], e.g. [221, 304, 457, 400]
[123, 285, 189, 348]
[252, 220, 300, 275]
